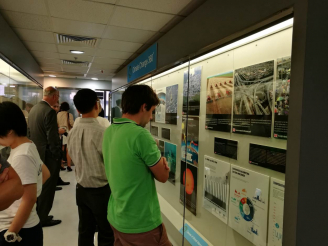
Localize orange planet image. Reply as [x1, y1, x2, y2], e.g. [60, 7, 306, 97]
[183, 168, 195, 195]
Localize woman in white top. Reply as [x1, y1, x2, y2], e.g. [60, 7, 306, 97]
[57, 102, 74, 172]
[0, 102, 50, 245]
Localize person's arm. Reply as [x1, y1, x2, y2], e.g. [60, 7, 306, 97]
[58, 128, 66, 135]
[69, 113, 74, 127]
[0, 166, 24, 211]
[45, 110, 62, 160]
[149, 157, 170, 183]
[136, 130, 169, 183]
[8, 183, 37, 233]
[42, 164, 50, 184]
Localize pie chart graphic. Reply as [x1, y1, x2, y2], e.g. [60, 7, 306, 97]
[239, 197, 254, 221]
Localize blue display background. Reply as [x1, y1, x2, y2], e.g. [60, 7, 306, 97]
[179, 223, 208, 246]
[127, 43, 157, 83]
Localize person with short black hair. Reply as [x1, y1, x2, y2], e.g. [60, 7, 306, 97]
[68, 89, 114, 246]
[0, 102, 50, 245]
[111, 99, 122, 122]
[57, 102, 74, 172]
[28, 87, 62, 227]
[103, 85, 171, 246]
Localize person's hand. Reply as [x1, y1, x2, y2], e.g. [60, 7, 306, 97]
[58, 128, 66, 135]
[0, 165, 9, 184]
[162, 157, 170, 171]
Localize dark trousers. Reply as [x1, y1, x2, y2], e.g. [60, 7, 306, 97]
[76, 183, 114, 246]
[0, 223, 43, 246]
[37, 150, 60, 224]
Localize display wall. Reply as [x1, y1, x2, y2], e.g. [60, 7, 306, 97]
[112, 20, 292, 246]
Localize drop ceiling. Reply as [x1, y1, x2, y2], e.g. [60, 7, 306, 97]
[0, 0, 204, 81]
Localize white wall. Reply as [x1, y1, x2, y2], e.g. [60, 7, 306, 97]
[44, 77, 112, 90]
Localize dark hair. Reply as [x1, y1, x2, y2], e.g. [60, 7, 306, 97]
[60, 102, 70, 111]
[0, 101, 27, 137]
[122, 85, 159, 115]
[73, 89, 98, 114]
[98, 108, 104, 117]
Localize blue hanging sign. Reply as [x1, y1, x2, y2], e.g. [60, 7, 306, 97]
[179, 223, 208, 246]
[127, 43, 157, 83]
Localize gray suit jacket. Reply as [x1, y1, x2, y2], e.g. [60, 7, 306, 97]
[28, 101, 62, 163]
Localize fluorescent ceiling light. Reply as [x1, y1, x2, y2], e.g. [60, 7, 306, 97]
[49, 75, 56, 77]
[70, 50, 84, 54]
[10, 85, 15, 88]
[138, 18, 293, 83]
[91, 78, 98, 80]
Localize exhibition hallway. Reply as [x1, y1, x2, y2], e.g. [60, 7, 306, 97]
[43, 169, 98, 246]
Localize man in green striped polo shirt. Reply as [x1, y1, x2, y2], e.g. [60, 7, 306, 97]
[103, 85, 171, 246]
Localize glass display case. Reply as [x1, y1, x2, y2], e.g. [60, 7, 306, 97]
[111, 18, 292, 246]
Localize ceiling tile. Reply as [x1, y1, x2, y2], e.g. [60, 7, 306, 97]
[110, 6, 174, 31]
[95, 49, 133, 59]
[118, 0, 192, 15]
[99, 39, 142, 52]
[90, 0, 117, 3]
[89, 63, 119, 70]
[93, 57, 125, 65]
[25, 41, 57, 52]
[87, 70, 115, 76]
[13, 28, 55, 43]
[0, 10, 52, 31]
[57, 45, 96, 57]
[52, 18, 106, 38]
[36, 58, 62, 65]
[59, 54, 93, 62]
[0, 0, 48, 16]
[41, 66, 62, 71]
[103, 26, 156, 43]
[62, 65, 88, 73]
[47, 0, 114, 24]
[30, 51, 60, 59]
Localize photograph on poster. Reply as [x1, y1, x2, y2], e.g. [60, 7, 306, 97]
[180, 161, 198, 215]
[268, 178, 285, 246]
[154, 138, 164, 156]
[155, 88, 166, 123]
[181, 116, 199, 166]
[151, 126, 159, 136]
[203, 156, 230, 224]
[183, 66, 202, 116]
[233, 60, 274, 137]
[206, 71, 233, 132]
[164, 142, 177, 184]
[229, 165, 269, 246]
[274, 57, 291, 140]
[249, 144, 286, 173]
[214, 137, 238, 160]
[165, 84, 178, 125]
[162, 128, 171, 140]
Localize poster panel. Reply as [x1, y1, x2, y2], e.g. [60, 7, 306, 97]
[151, 126, 159, 136]
[183, 66, 202, 116]
[180, 161, 198, 215]
[154, 138, 164, 156]
[205, 71, 233, 132]
[165, 84, 178, 125]
[249, 144, 286, 173]
[155, 88, 166, 123]
[274, 57, 291, 140]
[232, 61, 274, 137]
[162, 128, 171, 140]
[268, 178, 285, 246]
[203, 156, 230, 224]
[229, 165, 269, 246]
[164, 142, 177, 184]
[181, 116, 199, 166]
[214, 137, 238, 160]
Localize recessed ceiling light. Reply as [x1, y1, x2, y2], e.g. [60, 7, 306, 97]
[70, 50, 84, 54]
[10, 85, 15, 88]
[91, 78, 98, 80]
[49, 75, 56, 77]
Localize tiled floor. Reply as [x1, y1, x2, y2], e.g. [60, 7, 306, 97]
[43, 168, 97, 246]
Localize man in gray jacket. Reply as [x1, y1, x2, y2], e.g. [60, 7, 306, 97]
[28, 87, 62, 227]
